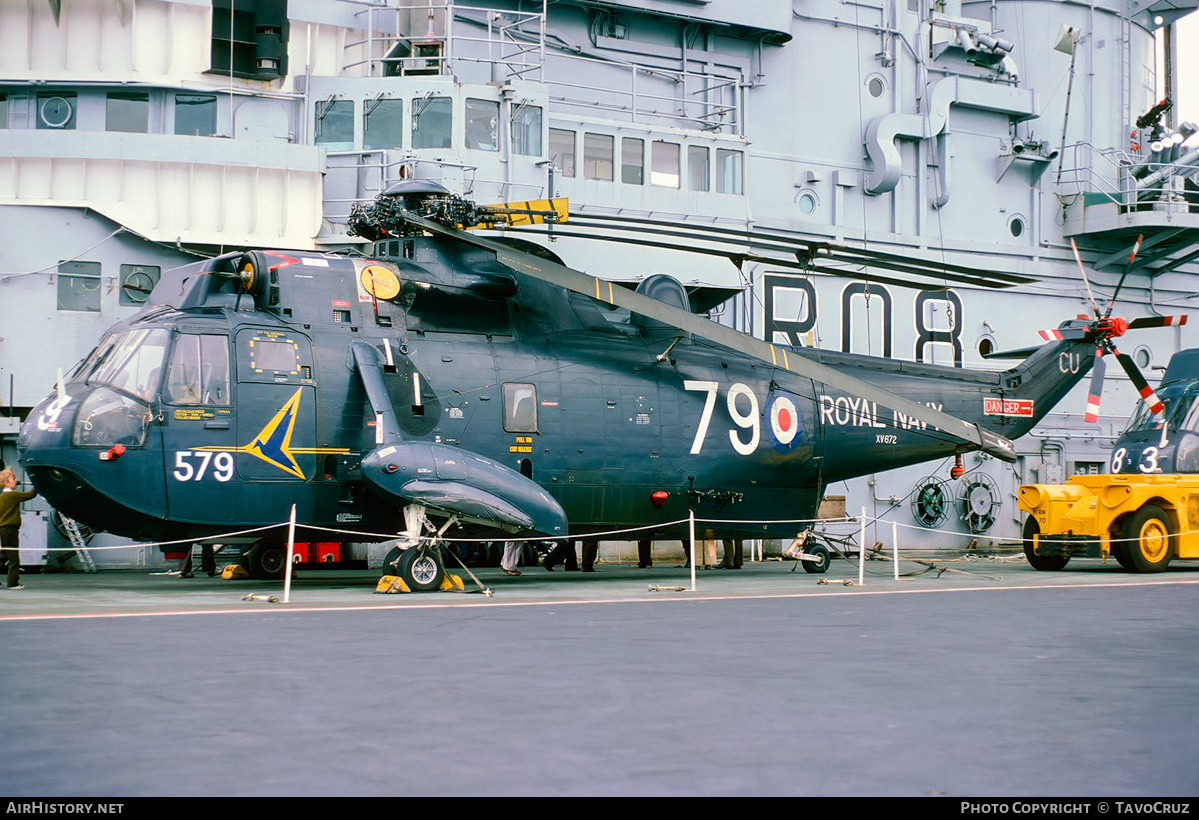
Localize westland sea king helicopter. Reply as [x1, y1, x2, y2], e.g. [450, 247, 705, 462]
[16, 182, 1185, 589]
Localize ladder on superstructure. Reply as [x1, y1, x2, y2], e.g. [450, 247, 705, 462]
[59, 515, 96, 572]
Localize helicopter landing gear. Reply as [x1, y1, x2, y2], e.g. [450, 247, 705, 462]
[378, 505, 457, 592]
[241, 542, 289, 580]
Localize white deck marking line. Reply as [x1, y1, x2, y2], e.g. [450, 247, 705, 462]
[2, 577, 1198, 622]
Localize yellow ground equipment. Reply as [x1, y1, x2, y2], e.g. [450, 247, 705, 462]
[1017, 474, 1199, 572]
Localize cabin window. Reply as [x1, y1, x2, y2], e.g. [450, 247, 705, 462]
[107, 92, 150, 133]
[716, 149, 743, 194]
[363, 98, 403, 150]
[57, 261, 101, 313]
[651, 141, 680, 188]
[315, 99, 354, 150]
[584, 134, 614, 181]
[412, 96, 452, 149]
[119, 264, 161, 306]
[166, 334, 231, 406]
[688, 146, 710, 191]
[175, 94, 217, 136]
[511, 104, 542, 156]
[465, 98, 499, 151]
[37, 93, 76, 130]
[0, 94, 7, 128]
[550, 128, 576, 177]
[249, 339, 300, 375]
[503, 383, 539, 433]
[622, 138, 644, 185]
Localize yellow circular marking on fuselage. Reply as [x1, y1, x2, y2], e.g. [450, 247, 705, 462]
[361, 265, 401, 300]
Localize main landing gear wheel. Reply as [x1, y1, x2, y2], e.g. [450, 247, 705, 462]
[1022, 517, 1069, 571]
[801, 543, 830, 574]
[1120, 505, 1173, 573]
[243, 543, 288, 580]
[396, 547, 446, 592]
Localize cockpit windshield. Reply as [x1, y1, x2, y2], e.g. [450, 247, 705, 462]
[84, 328, 170, 402]
[1124, 386, 1199, 434]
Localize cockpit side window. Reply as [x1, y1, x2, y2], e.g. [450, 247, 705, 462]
[166, 334, 231, 406]
[89, 328, 170, 402]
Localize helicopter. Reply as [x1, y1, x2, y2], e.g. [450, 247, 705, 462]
[15, 183, 1183, 590]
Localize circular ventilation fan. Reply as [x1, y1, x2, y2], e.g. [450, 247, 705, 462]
[911, 476, 951, 528]
[957, 473, 1001, 533]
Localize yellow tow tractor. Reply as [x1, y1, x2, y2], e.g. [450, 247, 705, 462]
[1019, 349, 1199, 572]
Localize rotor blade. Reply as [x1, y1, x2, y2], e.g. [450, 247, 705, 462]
[1103, 233, 1143, 317]
[1084, 347, 1106, 423]
[980, 345, 1043, 360]
[1114, 349, 1165, 415]
[1127, 315, 1189, 330]
[1070, 238, 1102, 317]
[1037, 327, 1089, 341]
[403, 210, 1017, 462]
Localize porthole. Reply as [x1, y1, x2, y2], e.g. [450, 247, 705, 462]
[866, 75, 887, 98]
[1008, 215, 1027, 238]
[796, 189, 819, 215]
[1134, 345, 1152, 369]
[977, 335, 997, 358]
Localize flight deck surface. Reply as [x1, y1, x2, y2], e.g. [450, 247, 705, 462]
[2, 554, 1197, 797]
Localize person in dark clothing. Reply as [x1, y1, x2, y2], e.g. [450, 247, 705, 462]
[0, 468, 37, 590]
[542, 540, 579, 572]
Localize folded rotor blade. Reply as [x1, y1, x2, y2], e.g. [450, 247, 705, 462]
[1084, 347, 1106, 423]
[1115, 349, 1164, 415]
[402, 210, 1018, 462]
[1037, 327, 1089, 341]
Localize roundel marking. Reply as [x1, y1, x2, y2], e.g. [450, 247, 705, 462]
[770, 396, 799, 445]
[361, 265, 401, 300]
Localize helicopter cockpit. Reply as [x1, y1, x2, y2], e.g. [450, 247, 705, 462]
[70, 327, 170, 448]
[1113, 380, 1199, 474]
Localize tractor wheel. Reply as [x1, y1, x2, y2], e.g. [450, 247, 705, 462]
[1120, 506, 1174, 573]
[1022, 517, 1069, 571]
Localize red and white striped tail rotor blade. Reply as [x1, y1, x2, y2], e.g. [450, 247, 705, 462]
[1115, 350, 1165, 415]
[1084, 347, 1106, 423]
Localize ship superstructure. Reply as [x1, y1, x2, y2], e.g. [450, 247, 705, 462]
[2, 0, 1197, 565]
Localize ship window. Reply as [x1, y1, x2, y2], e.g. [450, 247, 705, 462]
[511, 104, 542, 156]
[0, 94, 9, 128]
[622, 138, 644, 185]
[651, 141, 680, 188]
[57, 261, 101, 313]
[716, 149, 743, 194]
[119, 264, 160, 306]
[166, 334, 231, 406]
[315, 99, 354, 150]
[37, 93, 76, 130]
[550, 128, 576, 177]
[502, 383, 539, 433]
[175, 94, 217, 136]
[584, 134, 615, 181]
[411, 96, 452, 149]
[107, 92, 150, 133]
[465, 98, 499, 151]
[688, 146, 710, 191]
[363, 98, 403, 150]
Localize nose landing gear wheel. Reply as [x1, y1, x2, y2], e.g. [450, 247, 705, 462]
[801, 542, 830, 574]
[395, 547, 446, 591]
